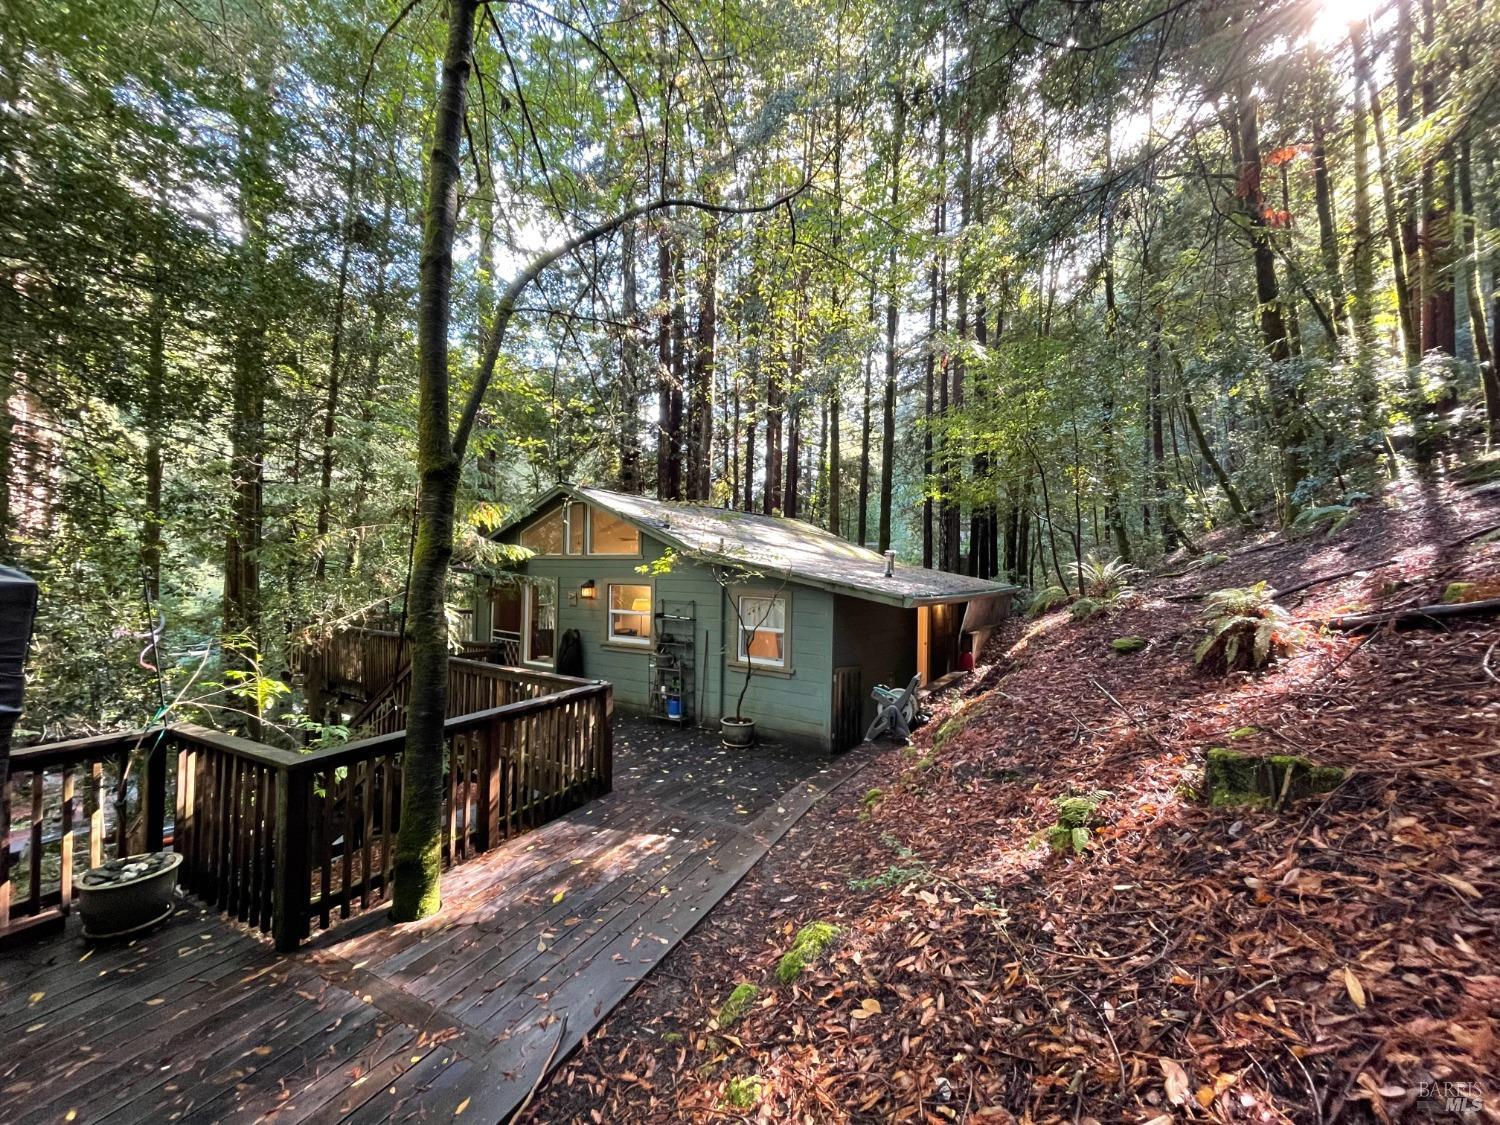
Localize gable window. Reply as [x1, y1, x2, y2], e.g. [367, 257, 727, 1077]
[736, 593, 787, 668]
[608, 583, 652, 646]
[590, 509, 640, 555]
[519, 506, 565, 555]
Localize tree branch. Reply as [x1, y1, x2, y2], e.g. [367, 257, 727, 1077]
[452, 184, 810, 459]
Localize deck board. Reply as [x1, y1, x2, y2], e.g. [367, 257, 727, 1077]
[1, 716, 870, 1123]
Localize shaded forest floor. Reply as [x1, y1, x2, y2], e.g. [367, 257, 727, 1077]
[526, 468, 1500, 1124]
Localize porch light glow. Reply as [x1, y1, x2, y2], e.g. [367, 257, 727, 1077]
[580, 579, 597, 600]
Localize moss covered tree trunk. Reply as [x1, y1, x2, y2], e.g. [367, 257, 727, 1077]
[390, 0, 476, 922]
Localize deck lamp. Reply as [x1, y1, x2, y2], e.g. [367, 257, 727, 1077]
[580, 579, 597, 600]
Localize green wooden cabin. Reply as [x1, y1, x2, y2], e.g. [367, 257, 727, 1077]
[472, 485, 1019, 753]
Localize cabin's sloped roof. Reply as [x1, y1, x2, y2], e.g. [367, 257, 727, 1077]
[501, 483, 1019, 608]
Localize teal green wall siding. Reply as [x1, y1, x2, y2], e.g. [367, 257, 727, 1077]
[486, 518, 838, 752]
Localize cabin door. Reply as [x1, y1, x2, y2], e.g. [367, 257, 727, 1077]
[521, 578, 558, 668]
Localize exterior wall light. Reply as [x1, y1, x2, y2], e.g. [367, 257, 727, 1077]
[580, 579, 597, 600]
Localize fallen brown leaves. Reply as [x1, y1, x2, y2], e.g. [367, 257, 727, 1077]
[526, 480, 1500, 1124]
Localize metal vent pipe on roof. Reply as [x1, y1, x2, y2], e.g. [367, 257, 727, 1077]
[883, 550, 895, 578]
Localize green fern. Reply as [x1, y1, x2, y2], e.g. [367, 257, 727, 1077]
[1292, 504, 1358, 537]
[1045, 791, 1110, 856]
[1195, 583, 1292, 674]
[1027, 585, 1069, 617]
[1072, 553, 1139, 600]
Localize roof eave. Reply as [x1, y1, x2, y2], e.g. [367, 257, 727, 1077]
[905, 586, 1021, 608]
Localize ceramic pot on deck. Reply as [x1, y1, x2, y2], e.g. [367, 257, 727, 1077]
[77, 851, 182, 940]
[720, 717, 755, 748]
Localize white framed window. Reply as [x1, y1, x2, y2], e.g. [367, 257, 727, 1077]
[608, 583, 652, 646]
[736, 593, 787, 668]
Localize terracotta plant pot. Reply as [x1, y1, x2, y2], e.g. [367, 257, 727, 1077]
[720, 717, 755, 748]
[77, 851, 182, 940]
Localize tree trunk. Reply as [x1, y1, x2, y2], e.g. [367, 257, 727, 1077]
[1420, 0, 1457, 367]
[1458, 139, 1499, 440]
[857, 282, 874, 546]
[1234, 84, 1304, 509]
[763, 366, 782, 515]
[827, 389, 840, 534]
[743, 363, 758, 512]
[1348, 68, 1379, 409]
[1182, 388, 1251, 526]
[1352, 21, 1421, 367]
[1397, 0, 1425, 352]
[922, 242, 937, 570]
[669, 237, 688, 492]
[783, 392, 801, 518]
[142, 260, 167, 601]
[391, 0, 477, 922]
[1311, 112, 1347, 339]
[620, 223, 644, 492]
[656, 232, 681, 500]
[877, 89, 905, 554]
[688, 226, 717, 501]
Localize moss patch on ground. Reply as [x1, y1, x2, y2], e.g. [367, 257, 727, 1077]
[717, 982, 760, 1028]
[1204, 746, 1345, 807]
[1111, 636, 1147, 653]
[776, 921, 841, 983]
[722, 1075, 763, 1109]
[1070, 597, 1102, 620]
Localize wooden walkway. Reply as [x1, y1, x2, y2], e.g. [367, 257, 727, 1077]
[0, 718, 869, 1123]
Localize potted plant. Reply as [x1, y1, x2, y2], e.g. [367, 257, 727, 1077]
[78, 851, 182, 939]
[636, 549, 790, 747]
[719, 569, 791, 748]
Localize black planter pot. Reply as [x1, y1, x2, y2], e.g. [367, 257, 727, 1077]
[720, 717, 755, 748]
[78, 851, 182, 940]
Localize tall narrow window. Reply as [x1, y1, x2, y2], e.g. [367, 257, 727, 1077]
[608, 583, 652, 645]
[524, 580, 557, 665]
[566, 502, 586, 555]
[737, 593, 787, 668]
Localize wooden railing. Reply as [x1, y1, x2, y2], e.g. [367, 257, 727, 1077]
[460, 629, 522, 667]
[360, 658, 584, 737]
[2, 668, 613, 950]
[300, 627, 406, 701]
[0, 729, 170, 939]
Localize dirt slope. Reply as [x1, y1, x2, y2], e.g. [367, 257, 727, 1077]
[527, 477, 1500, 1124]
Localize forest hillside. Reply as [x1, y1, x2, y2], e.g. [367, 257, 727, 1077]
[529, 469, 1500, 1122]
[4, 0, 1499, 743]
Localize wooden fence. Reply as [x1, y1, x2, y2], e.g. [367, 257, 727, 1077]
[1, 667, 612, 950]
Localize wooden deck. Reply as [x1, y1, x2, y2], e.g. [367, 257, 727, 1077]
[0, 718, 869, 1124]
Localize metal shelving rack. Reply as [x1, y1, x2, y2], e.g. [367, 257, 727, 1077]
[648, 599, 696, 724]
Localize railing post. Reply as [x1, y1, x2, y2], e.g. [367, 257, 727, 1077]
[482, 717, 501, 851]
[272, 765, 311, 952]
[600, 684, 614, 795]
[144, 731, 168, 854]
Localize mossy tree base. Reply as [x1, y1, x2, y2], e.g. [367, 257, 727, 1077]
[717, 982, 759, 1027]
[1204, 747, 1346, 807]
[776, 921, 840, 982]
